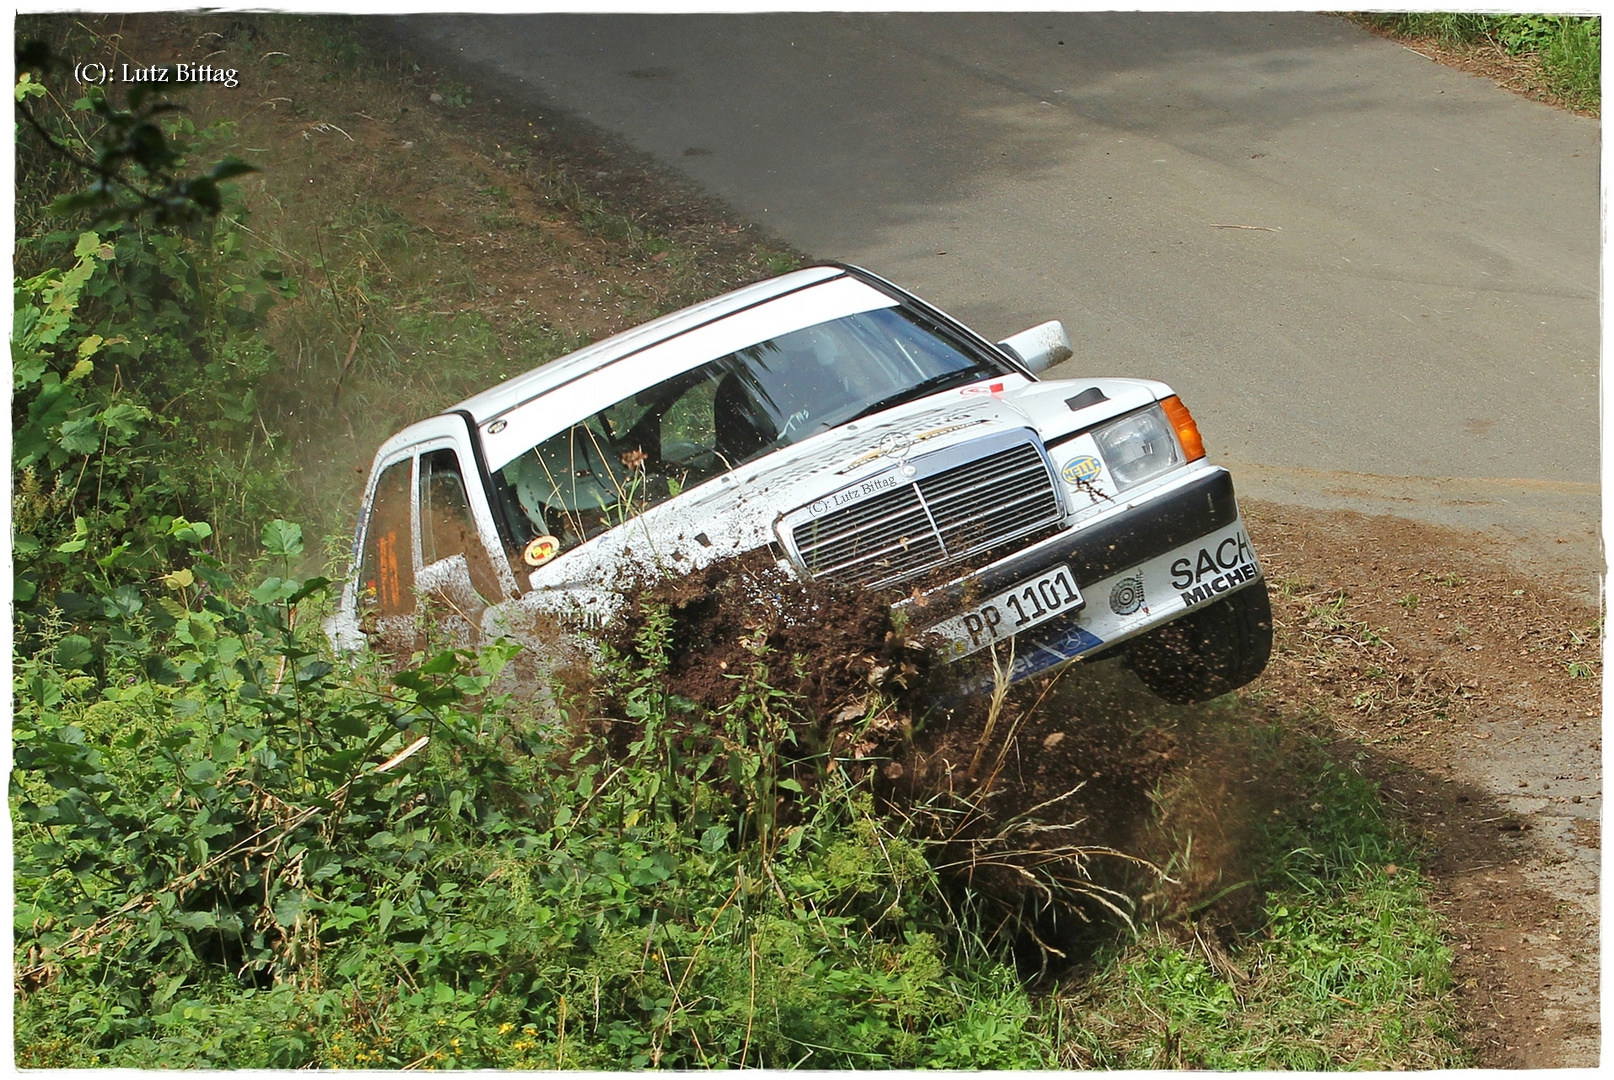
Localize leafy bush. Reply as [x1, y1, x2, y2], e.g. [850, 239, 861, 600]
[14, 54, 300, 666]
[14, 532, 1054, 1068]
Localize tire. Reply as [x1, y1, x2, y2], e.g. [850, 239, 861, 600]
[1125, 579, 1273, 705]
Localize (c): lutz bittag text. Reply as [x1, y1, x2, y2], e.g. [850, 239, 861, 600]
[73, 62, 239, 88]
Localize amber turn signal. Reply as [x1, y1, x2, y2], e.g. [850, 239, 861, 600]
[1161, 395, 1205, 462]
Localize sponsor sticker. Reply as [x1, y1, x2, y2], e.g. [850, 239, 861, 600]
[1170, 531, 1260, 606]
[1008, 622, 1106, 680]
[523, 534, 561, 567]
[1109, 574, 1146, 616]
[958, 382, 1006, 396]
[1061, 455, 1103, 485]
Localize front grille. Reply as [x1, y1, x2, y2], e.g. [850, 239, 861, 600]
[793, 440, 1060, 587]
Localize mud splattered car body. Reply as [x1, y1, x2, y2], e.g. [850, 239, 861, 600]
[329, 265, 1271, 703]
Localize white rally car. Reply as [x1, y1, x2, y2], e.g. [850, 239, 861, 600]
[329, 265, 1270, 704]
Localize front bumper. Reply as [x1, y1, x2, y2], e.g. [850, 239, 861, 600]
[901, 465, 1264, 683]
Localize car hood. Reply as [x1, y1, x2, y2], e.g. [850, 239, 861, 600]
[523, 373, 1163, 599]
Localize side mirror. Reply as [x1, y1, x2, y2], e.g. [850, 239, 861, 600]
[998, 320, 1073, 375]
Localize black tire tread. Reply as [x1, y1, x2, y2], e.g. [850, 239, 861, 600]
[1125, 580, 1273, 705]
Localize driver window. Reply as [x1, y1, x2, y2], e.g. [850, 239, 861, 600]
[419, 449, 503, 600]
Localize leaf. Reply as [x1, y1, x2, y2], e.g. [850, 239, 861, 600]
[72, 231, 104, 259]
[14, 73, 46, 101]
[54, 635, 94, 669]
[378, 895, 394, 937]
[169, 518, 214, 544]
[424, 651, 463, 676]
[96, 401, 148, 441]
[209, 158, 258, 182]
[56, 416, 103, 455]
[102, 584, 143, 619]
[260, 519, 304, 558]
[163, 568, 195, 590]
[55, 517, 89, 553]
[273, 890, 306, 928]
[302, 849, 342, 883]
[145, 655, 182, 686]
[13, 353, 48, 390]
[287, 576, 332, 606]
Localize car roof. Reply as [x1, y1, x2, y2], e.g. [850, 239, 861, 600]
[450, 264, 849, 426]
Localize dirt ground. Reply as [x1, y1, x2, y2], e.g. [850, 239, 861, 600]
[1244, 500, 1602, 1067]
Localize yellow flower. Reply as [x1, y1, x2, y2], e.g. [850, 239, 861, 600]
[450, 1038, 461, 1048]
[499, 1023, 515, 1035]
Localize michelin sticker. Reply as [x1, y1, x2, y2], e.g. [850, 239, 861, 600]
[1172, 531, 1260, 606]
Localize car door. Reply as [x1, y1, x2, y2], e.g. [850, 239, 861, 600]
[351, 417, 515, 654]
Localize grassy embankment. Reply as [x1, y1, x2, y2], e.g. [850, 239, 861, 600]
[13, 13, 1466, 1068]
[1353, 12, 1599, 114]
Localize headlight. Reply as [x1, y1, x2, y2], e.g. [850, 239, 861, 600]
[1094, 404, 1184, 490]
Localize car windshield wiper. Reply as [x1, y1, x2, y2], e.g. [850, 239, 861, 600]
[843, 369, 994, 425]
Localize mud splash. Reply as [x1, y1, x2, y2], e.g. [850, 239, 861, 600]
[587, 553, 1276, 968]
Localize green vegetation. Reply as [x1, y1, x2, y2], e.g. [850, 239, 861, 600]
[1356, 13, 1600, 111]
[15, 565, 1052, 1067]
[1054, 723, 1464, 1068]
[14, 13, 1468, 1069]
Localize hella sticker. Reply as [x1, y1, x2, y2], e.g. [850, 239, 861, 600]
[1061, 456, 1103, 485]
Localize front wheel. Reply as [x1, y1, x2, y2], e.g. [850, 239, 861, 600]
[1125, 580, 1273, 705]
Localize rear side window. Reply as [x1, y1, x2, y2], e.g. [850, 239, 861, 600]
[359, 459, 414, 615]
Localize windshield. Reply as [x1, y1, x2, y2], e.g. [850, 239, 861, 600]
[489, 305, 1005, 563]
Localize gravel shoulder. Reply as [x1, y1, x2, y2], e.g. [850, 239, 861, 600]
[1244, 500, 1601, 1067]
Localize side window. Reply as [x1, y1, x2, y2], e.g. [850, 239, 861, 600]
[358, 458, 414, 616]
[661, 377, 718, 463]
[419, 449, 503, 600]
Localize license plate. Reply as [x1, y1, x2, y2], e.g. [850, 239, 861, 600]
[924, 565, 1084, 659]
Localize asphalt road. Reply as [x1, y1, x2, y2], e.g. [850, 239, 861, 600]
[394, 12, 1601, 585]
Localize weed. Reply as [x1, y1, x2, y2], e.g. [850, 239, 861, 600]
[1050, 715, 1466, 1068]
[1353, 13, 1599, 111]
[432, 80, 471, 108]
[1398, 592, 1419, 611]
